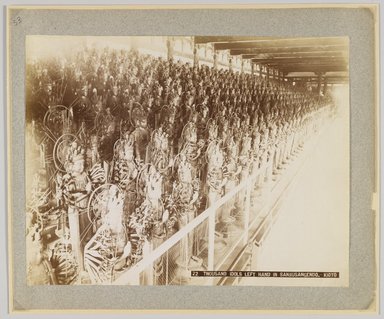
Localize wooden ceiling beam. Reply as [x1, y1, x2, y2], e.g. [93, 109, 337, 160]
[194, 36, 277, 44]
[229, 45, 348, 55]
[280, 65, 347, 72]
[242, 51, 347, 59]
[213, 37, 348, 50]
[250, 57, 347, 64]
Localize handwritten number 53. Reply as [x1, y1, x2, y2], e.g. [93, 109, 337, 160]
[12, 16, 22, 26]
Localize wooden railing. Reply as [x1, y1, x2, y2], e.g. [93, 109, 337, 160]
[112, 106, 330, 285]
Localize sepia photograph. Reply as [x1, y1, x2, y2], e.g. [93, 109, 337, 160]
[25, 35, 349, 287]
[6, 4, 378, 313]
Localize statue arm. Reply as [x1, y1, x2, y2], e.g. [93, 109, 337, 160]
[220, 176, 228, 188]
[85, 176, 92, 193]
[55, 174, 63, 205]
[190, 191, 199, 205]
[189, 180, 200, 205]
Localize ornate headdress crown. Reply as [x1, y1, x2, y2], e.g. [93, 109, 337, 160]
[227, 137, 238, 157]
[182, 122, 197, 141]
[153, 128, 168, 151]
[64, 141, 85, 172]
[178, 153, 192, 176]
[146, 165, 162, 189]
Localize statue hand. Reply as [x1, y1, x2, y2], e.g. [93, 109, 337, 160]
[55, 189, 63, 202]
[85, 182, 92, 193]
[190, 192, 199, 205]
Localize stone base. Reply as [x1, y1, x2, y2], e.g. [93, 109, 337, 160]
[174, 256, 205, 283]
[221, 216, 242, 238]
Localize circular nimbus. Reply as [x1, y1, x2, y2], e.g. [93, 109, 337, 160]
[87, 183, 122, 227]
[53, 133, 78, 173]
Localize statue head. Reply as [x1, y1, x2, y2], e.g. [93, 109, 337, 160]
[207, 142, 224, 169]
[64, 141, 86, 175]
[182, 122, 197, 144]
[131, 103, 147, 129]
[153, 128, 168, 153]
[241, 133, 252, 156]
[232, 115, 241, 129]
[120, 134, 134, 161]
[145, 166, 163, 201]
[208, 121, 218, 140]
[227, 137, 238, 159]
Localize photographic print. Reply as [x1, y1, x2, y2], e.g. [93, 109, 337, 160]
[7, 4, 378, 313]
[25, 35, 350, 287]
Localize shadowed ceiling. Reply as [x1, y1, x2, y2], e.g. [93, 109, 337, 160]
[194, 36, 349, 78]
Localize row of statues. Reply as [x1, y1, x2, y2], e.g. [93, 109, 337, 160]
[26, 46, 333, 285]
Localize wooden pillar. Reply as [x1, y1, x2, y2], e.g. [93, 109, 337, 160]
[193, 44, 199, 68]
[241, 56, 244, 74]
[242, 183, 251, 247]
[213, 50, 218, 69]
[266, 66, 270, 81]
[251, 62, 255, 75]
[316, 72, 324, 95]
[323, 77, 328, 94]
[259, 64, 263, 78]
[68, 205, 84, 271]
[166, 37, 174, 61]
[229, 56, 233, 72]
[207, 210, 215, 270]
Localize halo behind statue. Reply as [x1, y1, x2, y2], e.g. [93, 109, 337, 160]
[205, 139, 223, 164]
[53, 133, 78, 172]
[87, 183, 122, 228]
[43, 105, 72, 138]
[130, 102, 146, 128]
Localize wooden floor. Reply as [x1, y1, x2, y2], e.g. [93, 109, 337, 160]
[240, 107, 349, 287]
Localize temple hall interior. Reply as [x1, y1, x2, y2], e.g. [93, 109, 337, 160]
[25, 36, 349, 286]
